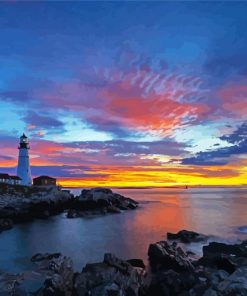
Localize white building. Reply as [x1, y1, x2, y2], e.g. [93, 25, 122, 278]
[17, 133, 32, 186]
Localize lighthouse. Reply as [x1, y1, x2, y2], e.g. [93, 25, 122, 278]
[17, 133, 32, 186]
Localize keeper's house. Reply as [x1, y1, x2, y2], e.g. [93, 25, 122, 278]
[0, 174, 22, 185]
[33, 176, 56, 186]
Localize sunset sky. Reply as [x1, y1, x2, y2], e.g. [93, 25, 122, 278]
[0, 2, 247, 187]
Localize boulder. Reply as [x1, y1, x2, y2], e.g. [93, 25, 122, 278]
[107, 206, 121, 214]
[144, 269, 198, 296]
[202, 240, 247, 258]
[127, 259, 146, 269]
[74, 253, 145, 296]
[217, 267, 247, 295]
[148, 241, 195, 272]
[31, 252, 62, 262]
[127, 202, 138, 210]
[214, 255, 236, 274]
[0, 218, 13, 232]
[0, 253, 74, 295]
[199, 240, 247, 271]
[167, 230, 208, 243]
[202, 288, 218, 296]
[0, 185, 74, 230]
[66, 209, 78, 218]
[78, 188, 138, 212]
[210, 270, 229, 289]
[0, 185, 138, 233]
[34, 253, 74, 295]
[0, 271, 28, 296]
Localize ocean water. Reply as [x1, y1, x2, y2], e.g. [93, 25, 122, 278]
[0, 187, 247, 273]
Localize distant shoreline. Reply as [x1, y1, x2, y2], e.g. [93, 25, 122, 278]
[64, 185, 247, 190]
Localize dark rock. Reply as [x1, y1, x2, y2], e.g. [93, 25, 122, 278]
[127, 259, 146, 269]
[215, 255, 236, 274]
[93, 187, 113, 194]
[0, 218, 13, 232]
[146, 269, 181, 296]
[199, 240, 247, 271]
[202, 287, 218, 296]
[104, 282, 122, 296]
[148, 241, 195, 272]
[0, 252, 74, 295]
[119, 204, 129, 210]
[36, 210, 50, 219]
[66, 209, 78, 218]
[217, 267, 247, 295]
[210, 270, 229, 289]
[167, 230, 207, 243]
[104, 253, 132, 274]
[34, 253, 74, 295]
[189, 282, 210, 296]
[74, 253, 145, 296]
[145, 269, 198, 296]
[31, 252, 62, 262]
[107, 206, 121, 214]
[0, 206, 16, 218]
[97, 198, 111, 208]
[0, 185, 138, 232]
[2, 230, 247, 296]
[127, 201, 138, 210]
[202, 240, 247, 258]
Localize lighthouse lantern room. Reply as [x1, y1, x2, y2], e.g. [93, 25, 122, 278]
[17, 133, 32, 186]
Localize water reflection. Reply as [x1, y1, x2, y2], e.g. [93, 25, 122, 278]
[0, 187, 247, 272]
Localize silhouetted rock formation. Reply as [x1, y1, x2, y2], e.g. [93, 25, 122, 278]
[143, 233, 247, 296]
[0, 184, 138, 233]
[0, 230, 246, 295]
[167, 229, 208, 243]
[148, 240, 195, 272]
[66, 187, 138, 218]
[0, 184, 72, 227]
[74, 253, 145, 296]
[0, 218, 13, 232]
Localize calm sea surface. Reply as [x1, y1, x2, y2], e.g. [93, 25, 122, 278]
[1, 187, 247, 272]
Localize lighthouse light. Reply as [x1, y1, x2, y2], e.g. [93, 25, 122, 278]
[17, 134, 32, 186]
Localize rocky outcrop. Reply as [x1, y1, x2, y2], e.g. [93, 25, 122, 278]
[148, 240, 195, 272]
[127, 259, 146, 269]
[0, 184, 73, 225]
[0, 253, 146, 296]
[34, 253, 74, 296]
[198, 240, 247, 275]
[143, 233, 247, 296]
[66, 188, 138, 218]
[74, 253, 145, 296]
[167, 229, 208, 243]
[0, 253, 74, 295]
[215, 267, 247, 295]
[0, 217, 13, 232]
[0, 231, 246, 295]
[0, 185, 138, 232]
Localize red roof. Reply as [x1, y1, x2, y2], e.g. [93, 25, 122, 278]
[33, 175, 56, 181]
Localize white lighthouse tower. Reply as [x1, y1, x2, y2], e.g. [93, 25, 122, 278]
[17, 133, 32, 186]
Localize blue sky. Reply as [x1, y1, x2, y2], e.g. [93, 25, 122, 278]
[0, 1, 247, 186]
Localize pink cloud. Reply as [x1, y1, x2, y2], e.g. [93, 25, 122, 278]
[34, 64, 210, 136]
[218, 82, 247, 118]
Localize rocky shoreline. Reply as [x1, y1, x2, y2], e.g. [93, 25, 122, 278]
[0, 230, 246, 295]
[0, 184, 138, 233]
